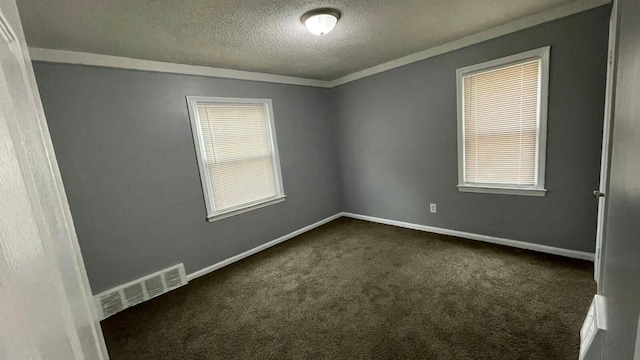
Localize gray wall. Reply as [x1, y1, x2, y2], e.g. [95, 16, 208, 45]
[33, 64, 342, 294]
[333, 6, 610, 253]
[601, 0, 640, 358]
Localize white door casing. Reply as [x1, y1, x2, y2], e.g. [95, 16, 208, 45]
[594, 0, 618, 286]
[0, 0, 108, 358]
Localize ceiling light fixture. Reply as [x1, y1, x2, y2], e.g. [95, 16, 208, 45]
[301, 8, 341, 36]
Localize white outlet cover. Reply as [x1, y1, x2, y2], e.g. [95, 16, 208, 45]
[430, 204, 437, 213]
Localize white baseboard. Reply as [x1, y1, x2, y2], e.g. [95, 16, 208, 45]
[186, 213, 342, 281]
[340, 212, 595, 261]
[153, 211, 592, 284]
[97, 211, 593, 310]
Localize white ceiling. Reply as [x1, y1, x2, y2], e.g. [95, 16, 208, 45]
[18, 0, 582, 81]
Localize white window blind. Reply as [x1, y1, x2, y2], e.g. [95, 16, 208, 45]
[188, 97, 284, 220]
[463, 60, 539, 185]
[457, 47, 549, 196]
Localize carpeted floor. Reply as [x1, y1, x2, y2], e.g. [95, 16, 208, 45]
[101, 218, 595, 360]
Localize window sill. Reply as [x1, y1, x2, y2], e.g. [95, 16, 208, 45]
[207, 196, 286, 222]
[457, 185, 547, 197]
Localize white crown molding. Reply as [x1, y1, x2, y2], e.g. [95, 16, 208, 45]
[29, 0, 609, 89]
[327, 0, 610, 87]
[28, 48, 331, 88]
[341, 212, 595, 261]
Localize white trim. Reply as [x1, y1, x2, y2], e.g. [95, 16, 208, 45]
[28, 48, 330, 88]
[186, 96, 286, 221]
[457, 185, 547, 197]
[187, 213, 342, 281]
[635, 310, 640, 360]
[208, 196, 286, 222]
[456, 46, 550, 196]
[341, 212, 595, 261]
[28, 0, 608, 88]
[2, 4, 108, 357]
[0, 10, 16, 44]
[99, 211, 591, 308]
[327, 0, 609, 87]
[580, 295, 608, 359]
[595, 0, 619, 287]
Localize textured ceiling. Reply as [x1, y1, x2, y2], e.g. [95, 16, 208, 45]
[17, 0, 578, 81]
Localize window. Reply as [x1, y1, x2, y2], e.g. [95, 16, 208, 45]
[456, 47, 550, 196]
[186, 97, 285, 221]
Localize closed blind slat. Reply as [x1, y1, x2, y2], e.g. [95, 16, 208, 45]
[463, 60, 540, 186]
[196, 103, 278, 212]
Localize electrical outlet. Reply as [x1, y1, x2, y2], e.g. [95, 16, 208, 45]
[430, 203, 437, 213]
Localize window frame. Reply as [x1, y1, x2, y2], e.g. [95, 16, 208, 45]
[186, 96, 286, 222]
[456, 46, 550, 197]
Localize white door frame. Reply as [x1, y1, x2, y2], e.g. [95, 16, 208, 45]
[594, 0, 619, 286]
[0, 0, 108, 358]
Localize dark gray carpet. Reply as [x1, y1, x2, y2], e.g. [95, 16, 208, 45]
[101, 218, 595, 359]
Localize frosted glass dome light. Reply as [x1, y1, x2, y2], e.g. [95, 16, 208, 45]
[301, 9, 341, 36]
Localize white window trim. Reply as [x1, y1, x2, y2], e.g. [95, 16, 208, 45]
[186, 96, 286, 222]
[456, 46, 550, 197]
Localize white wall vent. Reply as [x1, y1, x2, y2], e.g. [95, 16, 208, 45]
[164, 267, 183, 289]
[144, 276, 164, 299]
[94, 263, 187, 320]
